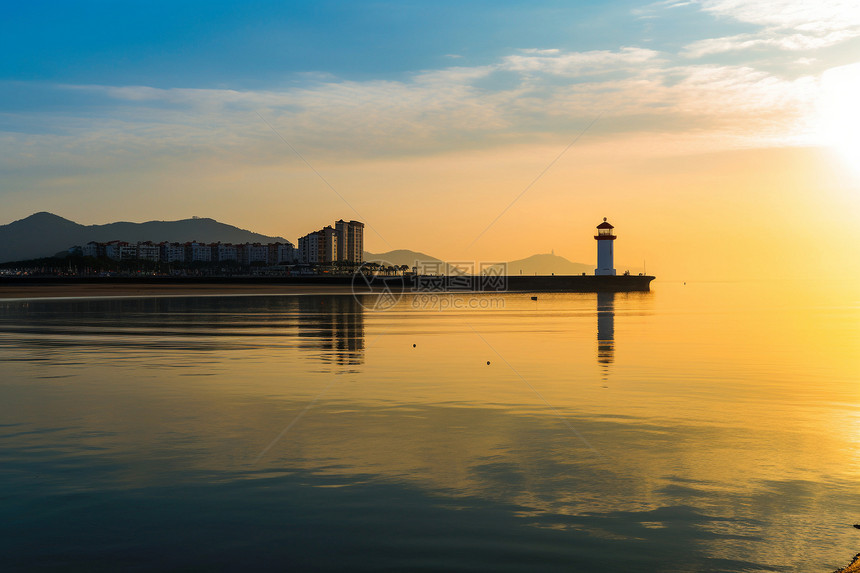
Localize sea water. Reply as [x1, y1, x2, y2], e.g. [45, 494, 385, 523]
[1, 281, 858, 572]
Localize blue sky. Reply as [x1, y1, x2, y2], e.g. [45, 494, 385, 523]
[1, 1, 691, 85]
[1, 0, 819, 89]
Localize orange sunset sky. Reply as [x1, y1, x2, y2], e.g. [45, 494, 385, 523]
[2, 1, 859, 280]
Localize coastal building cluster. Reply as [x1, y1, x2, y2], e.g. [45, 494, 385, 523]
[78, 240, 297, 265]
[70, 219, 365, 266]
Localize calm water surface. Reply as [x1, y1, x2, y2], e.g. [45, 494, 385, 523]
[1, 281, 858, 572]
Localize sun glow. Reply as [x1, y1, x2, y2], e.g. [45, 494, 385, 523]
[818, 63, 860, 175]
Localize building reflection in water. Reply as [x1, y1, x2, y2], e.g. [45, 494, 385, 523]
[0, 294, 367, 369]
[296, 295, 366, 367]
[596, 292, 615, 384]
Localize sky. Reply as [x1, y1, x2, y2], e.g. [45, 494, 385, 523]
[2, 0, 860, 279]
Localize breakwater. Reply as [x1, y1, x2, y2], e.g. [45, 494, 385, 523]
[0, 274, 655, 293]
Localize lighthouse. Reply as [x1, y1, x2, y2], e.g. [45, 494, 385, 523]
[594, 218, 616, 276]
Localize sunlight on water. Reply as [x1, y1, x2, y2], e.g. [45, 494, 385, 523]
[0, 280, 858, 571]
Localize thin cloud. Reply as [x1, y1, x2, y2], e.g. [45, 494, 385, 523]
[680, 0, 860, 57]
[519, 48, 561, 55]
[501, 47, 661, 75]
[684, 30, 860, 58]
[0, 47, 826, 171]
[696, 0, 860, 30]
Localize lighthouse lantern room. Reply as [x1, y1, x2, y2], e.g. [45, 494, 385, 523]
[594, 218, 617, 276]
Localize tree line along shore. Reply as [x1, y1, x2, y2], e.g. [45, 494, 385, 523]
[0, 254, 411, 279]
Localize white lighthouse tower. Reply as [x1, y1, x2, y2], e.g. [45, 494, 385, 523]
[594, 218, 616, 276]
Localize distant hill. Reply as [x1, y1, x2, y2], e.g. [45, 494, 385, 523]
[363, 249, 462, 275]
[488, 253, 593, 276]
[365, 250, 593, 276]
[0, 214, 600, 273]
[0, 212, 288, 263]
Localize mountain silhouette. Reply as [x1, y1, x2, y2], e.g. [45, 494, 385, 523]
[488, 253, 593, 276]
[0, 212, 288, 263]
[365, 249, 593, 276]
[1, 214, 597, 273]
[363, 249, 462, 275]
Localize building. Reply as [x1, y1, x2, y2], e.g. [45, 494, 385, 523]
[241, 243, 269, 265]
[160, 242, 185, 263]
[298, 219, 363, 264]
[298, 226, 338, 264]
[105, 241, 137, 261]
[82, 241, 103, 258]
[137, 242, 160, 262]
[185, 242, 212, 263]
[335, 219, 364, 263]
[104, 241, 121, 260]
[297, 234, 315, 263]
[594, 218, 616, 276]
[270, 242, 296, 264]
[214, 243, 238, 262]
[320, 226, 338, 263]
[66, 227, 316, 268]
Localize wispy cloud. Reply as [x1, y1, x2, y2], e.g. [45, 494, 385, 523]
[696, 0, 860, 31]
[501, 47, 662, 75]
[681, 0, 860, 57]
[0, 44, 825, 176]
[684, 29, 859, 58]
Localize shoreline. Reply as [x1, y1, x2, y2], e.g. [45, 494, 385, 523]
[0, 276, 382, 300]
[0, 283, 365, 300]
[0, 274, 655, 299]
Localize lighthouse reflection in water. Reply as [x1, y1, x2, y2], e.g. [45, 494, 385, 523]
[596, 291, 615, 384]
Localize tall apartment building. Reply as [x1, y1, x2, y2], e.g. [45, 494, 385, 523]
[297, 234, 315, 263]
[298, 226, 338, 264]
[335, 219, 364, 263]
[321, 226, 338, 263]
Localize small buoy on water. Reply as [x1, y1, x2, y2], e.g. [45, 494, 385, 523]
[486, 361, 491, 365]
[412, 343, 416, 348]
